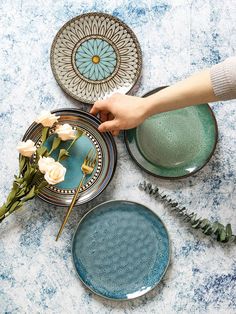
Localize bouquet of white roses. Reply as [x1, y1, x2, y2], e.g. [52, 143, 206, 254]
[0, 111, 83, 223]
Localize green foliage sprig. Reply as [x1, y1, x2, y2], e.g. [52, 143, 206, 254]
[139, 181, 235, 243]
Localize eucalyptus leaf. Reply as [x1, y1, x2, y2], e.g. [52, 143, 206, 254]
[226, 224, 232, 238]
[139, 181, 235, 244]
[219, 229, 226, 242]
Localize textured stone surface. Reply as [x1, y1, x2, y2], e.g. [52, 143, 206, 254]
[0, 0, 235, 313]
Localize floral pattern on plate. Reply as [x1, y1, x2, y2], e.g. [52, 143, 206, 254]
[75, 38, 117, 81]
[50, 13, 142, 104]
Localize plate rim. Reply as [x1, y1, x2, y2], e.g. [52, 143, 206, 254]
[22, 108, 117, 207]
[71, 199, 171, 301]
[50, 12, 142, 104]
[124, 86, 218, 180]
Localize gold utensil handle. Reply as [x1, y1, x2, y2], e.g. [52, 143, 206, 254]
[56, 173, 86, 241]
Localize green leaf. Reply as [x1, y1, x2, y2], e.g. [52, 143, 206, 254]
[0, 204, 7, 218]
[9, 201, 22, 214]
[36, 145, 48, 158]
[19, 155, 26, 173]
[49, 137, 61, 154]
[58, 148, 69, 161]
[190, 214, 198, 224]
[23, 160, 37, 185]
[219, 229, 226, 242]
[41, 127, 49, 143]
[200, 219, 209, 229]
[36, 180, 48, 192]
[203, 226, 213, 235]
[22, 186, 36, 201]
[226, 224, 232, 238]
[6, 182, 19, 204]
[15, 187, 27, 198]
[191, 219, 202, 229]
[75, 128, 83, 140]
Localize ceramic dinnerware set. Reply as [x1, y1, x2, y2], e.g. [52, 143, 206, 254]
[23, 12, 218, 300]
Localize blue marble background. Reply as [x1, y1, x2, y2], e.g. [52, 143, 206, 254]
[0, 0, 235, 313]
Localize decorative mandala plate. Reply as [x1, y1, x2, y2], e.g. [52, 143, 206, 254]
[50, 12, 142, 104]
[22, 109, 117, 206]
[72, 200, 170, 300]
[124, 87, 218, 179]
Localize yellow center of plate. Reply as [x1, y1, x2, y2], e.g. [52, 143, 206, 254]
[92, 55, 100, 64]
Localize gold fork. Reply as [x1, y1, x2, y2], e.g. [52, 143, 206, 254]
[56, 149, 97, 241]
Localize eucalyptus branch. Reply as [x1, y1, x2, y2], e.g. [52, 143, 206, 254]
[139, 181, 235, 244]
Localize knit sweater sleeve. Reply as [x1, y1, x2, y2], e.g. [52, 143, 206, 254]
[210, 56, 236, 100]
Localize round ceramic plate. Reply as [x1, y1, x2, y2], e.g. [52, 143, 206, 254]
[50, 12, 142, 104]
[22, 109, 117, 206]
[124, 87, 218, 179]
[72, 200, 170, 300]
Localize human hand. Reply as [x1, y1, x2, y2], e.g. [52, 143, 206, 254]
[90, 93, 148, 136]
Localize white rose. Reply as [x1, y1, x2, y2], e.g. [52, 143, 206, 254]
[44, 162, 66, 185]
[35, 111, 60, 127]
[55, 123, 77, 141]
[38, 156, 56, 174]
[16, 140, 36, 157]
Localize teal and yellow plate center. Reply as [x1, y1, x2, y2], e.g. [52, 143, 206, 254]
[75, 38, 117, 81]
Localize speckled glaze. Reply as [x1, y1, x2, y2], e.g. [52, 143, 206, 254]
[0, 1, 236, 313]
[125, 87, 218, 178]
[72, 201, 170, 300]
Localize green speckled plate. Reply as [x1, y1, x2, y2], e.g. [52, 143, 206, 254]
[124, 87, 218, 179]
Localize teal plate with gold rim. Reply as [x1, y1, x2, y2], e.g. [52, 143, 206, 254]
[50, 12, 142, 104]
[22, 109, 117, 207]
[72, 200, 170, 300]
[124, 87, 218, 179]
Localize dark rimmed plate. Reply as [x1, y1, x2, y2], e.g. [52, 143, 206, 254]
[22, 109, 117, 206]
[124, 87, 218, 179]
[50, 12, 142, 104]
[72, 200, 170, 300]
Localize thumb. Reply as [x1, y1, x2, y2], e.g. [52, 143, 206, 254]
[98, 120, 119, 133]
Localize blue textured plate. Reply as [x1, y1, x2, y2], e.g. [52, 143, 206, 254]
[22, 109, 117, 207]
[72, 200, 170, 300]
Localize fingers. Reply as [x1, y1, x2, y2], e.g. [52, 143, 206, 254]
[90, 98, 109, 115]
[98, 120, 119, 133]
[111, 130, 120, 136]
[100, 111, 109, 122]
